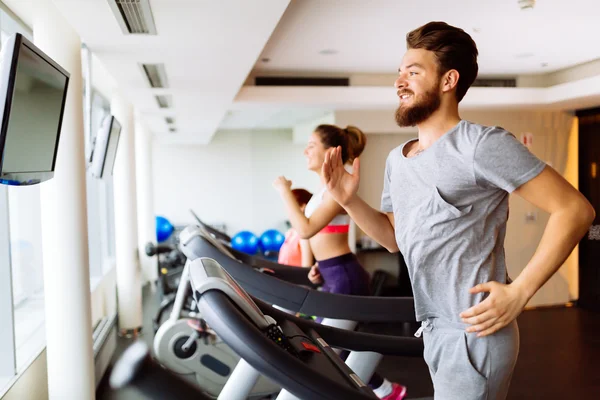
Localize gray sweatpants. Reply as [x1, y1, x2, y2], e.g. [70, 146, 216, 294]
[418, 318, 519, 400]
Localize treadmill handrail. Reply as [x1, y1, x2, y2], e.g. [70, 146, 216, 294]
[255, 297, 424, 357]
[200, 290, 378, 400]
[180, 227, 417, 322]
[182, 223, 315, 286]
[227, 244, 316, 286]
[189, 209, 232, 242]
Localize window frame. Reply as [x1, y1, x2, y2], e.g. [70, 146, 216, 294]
[0, 3, 44, 392]
[0, 186, 17, 380]
[82, 48, 115, 281]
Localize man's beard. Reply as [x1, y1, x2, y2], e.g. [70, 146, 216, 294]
[395, 84, 441, 127]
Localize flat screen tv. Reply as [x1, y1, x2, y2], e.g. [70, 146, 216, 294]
[0, 33, 70, 186]
[89, 115, 121, 179]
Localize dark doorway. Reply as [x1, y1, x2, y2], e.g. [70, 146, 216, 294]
[576, 107, 600, 311]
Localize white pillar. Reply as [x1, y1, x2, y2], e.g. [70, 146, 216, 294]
[111, 94, 143, 333]
[135, 120, 156, 283]
[34, 1, 95, 399]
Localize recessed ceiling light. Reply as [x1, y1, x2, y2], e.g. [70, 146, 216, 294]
[318, 49, 338, 55]
[472, 28, 481, 33]
[541, 62, 549, 68]
[155, 95, 172, 109]
[169, 127, 177, 133]
[518, 0, 536, 10]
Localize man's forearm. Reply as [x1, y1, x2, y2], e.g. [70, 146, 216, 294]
[513, 206, 595, 299]
[344, 196, 398, 252]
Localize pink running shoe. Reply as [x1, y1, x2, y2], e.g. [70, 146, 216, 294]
[380, 383, 407, 400]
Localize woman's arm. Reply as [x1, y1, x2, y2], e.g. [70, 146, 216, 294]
[274, 177, 344, 239]
[300, 239, 314, 267]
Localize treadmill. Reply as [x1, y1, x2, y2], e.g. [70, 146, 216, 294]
[178, 224, 416, 325]
[189, 209, 232, 244]
[111, 257, 427, 400]
[152, 221, 315, 331]
[172, 224, 418, 383]
[189, 210, 396, 297]
[189, 209, 313, 286]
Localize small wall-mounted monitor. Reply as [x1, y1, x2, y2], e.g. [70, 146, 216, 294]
[89, 115, 121, 179]
[0, 33, 70, 186]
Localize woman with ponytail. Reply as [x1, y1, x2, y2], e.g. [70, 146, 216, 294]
[273, 124, 407, 400]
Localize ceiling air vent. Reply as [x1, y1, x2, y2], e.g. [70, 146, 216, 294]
[255, 76, 349, 86]
[107, 0, 157, 35]
[141, 63, 168, 88]
[472, 78, 517, 88]
[155, 95, 172, 108]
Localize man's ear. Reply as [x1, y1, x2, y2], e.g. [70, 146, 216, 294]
[442, 69, 460, 93]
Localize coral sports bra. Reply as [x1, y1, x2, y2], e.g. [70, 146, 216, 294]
[304, 187, 350, 234]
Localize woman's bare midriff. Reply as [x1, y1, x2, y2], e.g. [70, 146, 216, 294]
[309, 232, 351, 262]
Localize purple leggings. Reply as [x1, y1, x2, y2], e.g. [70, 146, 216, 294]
[318, 252, 370, 296]
[314, 253, 384, 389]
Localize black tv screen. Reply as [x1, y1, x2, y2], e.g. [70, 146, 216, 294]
[0, 33, 70, 186]
[89, 115, 121, 179]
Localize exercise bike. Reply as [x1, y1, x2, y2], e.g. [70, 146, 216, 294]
[153, 261, 280, 398]
[145, 242, 194, 333]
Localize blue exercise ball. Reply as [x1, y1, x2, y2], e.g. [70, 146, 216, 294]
[259, 229, 285, 253]
[156, 216, 174, 243]
[231, 231, 259, 255]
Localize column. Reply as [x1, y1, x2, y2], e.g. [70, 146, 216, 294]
[35, 1, 95, 398]
[111, 93, 143, 334]
[135, 120, 156, 283]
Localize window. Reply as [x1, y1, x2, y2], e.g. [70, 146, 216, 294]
[0, 186, 16, 389]
[6, 185, 46, 368]
[0, 4, 118, 395]
[0, 2, 46, 388]
[82, 51, 116, 282]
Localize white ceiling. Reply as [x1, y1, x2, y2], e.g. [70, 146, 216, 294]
[4, 0, 600, 140]
[20, 0, 290, 143]
[219, 107, 332, 130]
[254, 0, 600, 76]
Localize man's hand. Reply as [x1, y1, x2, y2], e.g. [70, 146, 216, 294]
[459, 281, 530, 337]
[273, 176, 292, 193]
[322, 146, 360, 206]
[308, 264, 323, 285]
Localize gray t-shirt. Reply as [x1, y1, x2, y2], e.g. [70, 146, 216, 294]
[381, 120, 545, 322]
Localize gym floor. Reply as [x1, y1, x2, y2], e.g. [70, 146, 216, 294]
[96, 285, 600, 399]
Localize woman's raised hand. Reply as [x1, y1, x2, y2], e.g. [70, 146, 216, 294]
[273, 176, 292, 193]
[322, 146, 360, 206]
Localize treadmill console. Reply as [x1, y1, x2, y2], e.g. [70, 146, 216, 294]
[188, 257, 270, 329]
[179, 225, 237, 260]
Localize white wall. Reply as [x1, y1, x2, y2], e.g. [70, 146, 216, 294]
[90, 266, 117, 327]
[1, 265, 114, 400]
[153, 129, 319, 236]
[356, 133, 414, 213]
[2, 351, 48, 400]
[7, 185, 44, 300]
